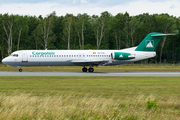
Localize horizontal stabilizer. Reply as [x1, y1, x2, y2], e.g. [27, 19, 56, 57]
[151, 33, 176, 37]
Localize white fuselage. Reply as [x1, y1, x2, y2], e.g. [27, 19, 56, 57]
[2, 49, 156, 67]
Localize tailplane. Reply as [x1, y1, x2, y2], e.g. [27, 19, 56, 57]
[135, 32, 176, 52]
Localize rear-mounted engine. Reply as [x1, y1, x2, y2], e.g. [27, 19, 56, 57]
[111, 52, 135, 60]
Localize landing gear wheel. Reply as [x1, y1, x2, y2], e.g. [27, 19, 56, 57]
[82, 67, 87, 72]
[88, 68, 94, 72]
[19, 69, 22, 72]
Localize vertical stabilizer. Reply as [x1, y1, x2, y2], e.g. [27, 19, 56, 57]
[135, 32, 175, 52]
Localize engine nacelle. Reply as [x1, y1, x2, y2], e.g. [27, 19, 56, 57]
[111, 52, 135, 60]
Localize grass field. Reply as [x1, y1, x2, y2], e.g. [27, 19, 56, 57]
[0, 76, 179, 119]
[0, 64, 180, 72]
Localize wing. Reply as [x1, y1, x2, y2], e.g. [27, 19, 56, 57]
[71, 59, 111, 66]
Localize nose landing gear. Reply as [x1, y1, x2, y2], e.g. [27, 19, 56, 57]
[19, 68, 22, 72]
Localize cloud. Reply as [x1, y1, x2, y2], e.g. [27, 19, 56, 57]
[170, 4, 175, 9]
[0, 0, 179, 17]
[73, 0, 88, 4]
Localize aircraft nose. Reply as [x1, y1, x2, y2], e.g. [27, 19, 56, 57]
[2, 58, 7, 64]
[2, 58, 4, 64]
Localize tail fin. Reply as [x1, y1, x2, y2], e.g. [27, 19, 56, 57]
[135, 32, 176, 52]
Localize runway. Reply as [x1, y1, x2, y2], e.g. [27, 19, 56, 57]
[0, 72, 180, 76]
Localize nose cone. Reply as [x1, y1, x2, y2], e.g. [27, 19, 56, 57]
[2, 58, 5, 64]
[2, 58, 7, 65]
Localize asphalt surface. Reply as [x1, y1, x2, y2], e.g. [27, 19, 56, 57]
[0, 72, 180, 76]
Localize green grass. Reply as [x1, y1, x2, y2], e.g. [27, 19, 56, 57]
[0, 76, 179, 98]
[0, 76, 179, 119]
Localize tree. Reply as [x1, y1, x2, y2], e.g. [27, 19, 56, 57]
[112, 13, 125, 49]
[36, 11, 56, 50]
[2, 14, 13, 55]
[63, 14, 74, 50]
[28, 16, 41, 50]
[90, 11, 112, 49]
[0, 14, 4, 60]
[156, 14, 177, 63]
[124, 12, 130, 47]
[75, 13, 89, 49]
[129, 16, 142, 46]
[14, 15, 29, 50]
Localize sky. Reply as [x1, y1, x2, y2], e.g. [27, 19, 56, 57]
[0, 0, 179, 17]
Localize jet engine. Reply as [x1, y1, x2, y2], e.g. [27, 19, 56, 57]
[111, 52, 135, 60]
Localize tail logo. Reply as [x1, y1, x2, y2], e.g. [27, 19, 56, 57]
[146, 40, 154, 48]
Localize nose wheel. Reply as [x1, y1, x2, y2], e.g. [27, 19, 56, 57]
[19, 69, 22, 72]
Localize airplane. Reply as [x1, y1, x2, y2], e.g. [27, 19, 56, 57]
[1, 32, 175, 72]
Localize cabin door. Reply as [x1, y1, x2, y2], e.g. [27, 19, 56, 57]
[22, 51, 28, 62]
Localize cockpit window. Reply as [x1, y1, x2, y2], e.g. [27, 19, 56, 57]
[9, 54, 18, 57]
[13, 54, 18, 57]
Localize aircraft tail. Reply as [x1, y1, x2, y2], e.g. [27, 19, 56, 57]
[135, 32, 176, 52]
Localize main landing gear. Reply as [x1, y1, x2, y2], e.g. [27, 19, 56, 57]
[82, 67, 94, 72]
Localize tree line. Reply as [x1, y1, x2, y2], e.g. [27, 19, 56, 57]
[0, 11, 180, 63]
